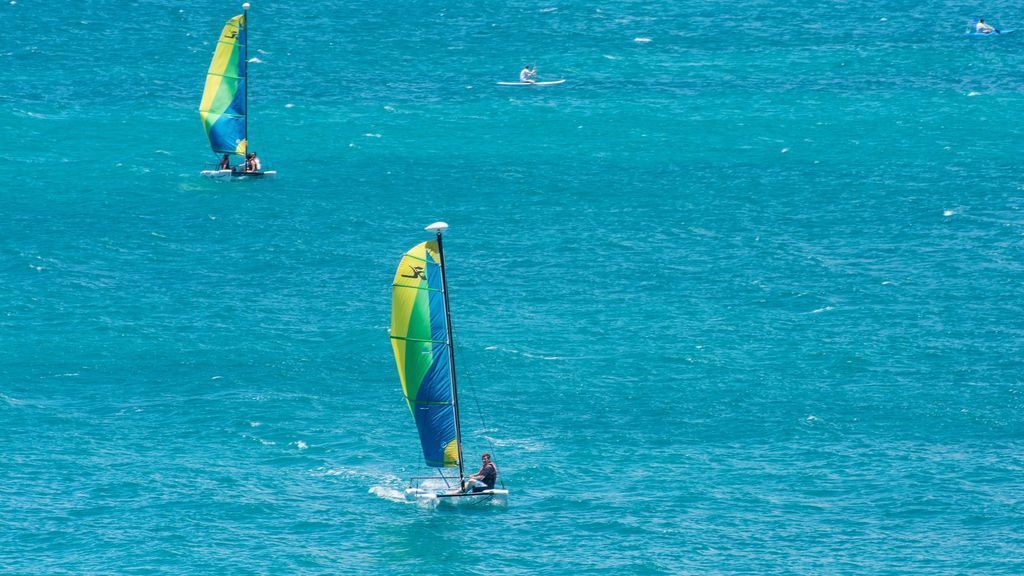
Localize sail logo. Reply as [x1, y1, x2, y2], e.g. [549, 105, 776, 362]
[224, 30, 238, 40]
[401, 266, 425, 280]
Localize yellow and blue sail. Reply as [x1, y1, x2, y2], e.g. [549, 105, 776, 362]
[390, 241, 459, 468]
[199, 13, 247, 156]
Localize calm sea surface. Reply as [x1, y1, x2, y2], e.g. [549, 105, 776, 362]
[2, 1, 1024, 573]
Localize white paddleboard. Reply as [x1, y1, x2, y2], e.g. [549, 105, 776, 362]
[496, 80, 566, 86]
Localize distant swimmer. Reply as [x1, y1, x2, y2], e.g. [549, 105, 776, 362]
[218, 153, 231, 170]
[976, 19, 998, 34]
[519, 65, 536, 83]
[462, 453, 498, 493]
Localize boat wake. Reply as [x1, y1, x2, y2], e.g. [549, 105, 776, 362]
[368, 485, 408, 503]
[484, 345, 573, 361]
[485, 434, 547, 453]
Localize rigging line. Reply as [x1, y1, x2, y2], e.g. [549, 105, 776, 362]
[452, 337, 505, 490]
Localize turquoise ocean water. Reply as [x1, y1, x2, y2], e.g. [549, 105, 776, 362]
[3, 0, 1024, 573]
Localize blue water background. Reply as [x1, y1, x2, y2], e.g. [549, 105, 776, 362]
[2, 0, 1024, 573]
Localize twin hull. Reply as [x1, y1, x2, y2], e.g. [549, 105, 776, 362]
[405, 487, 509, 508]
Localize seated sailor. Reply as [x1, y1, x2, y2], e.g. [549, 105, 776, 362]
[244, 152, 262, 172]
[462, 453, 498, 493]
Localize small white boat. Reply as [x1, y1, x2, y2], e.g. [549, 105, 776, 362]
[389, 222, 508, 508]
[198, 3, 275, 179]
[404, 477, 509, 508]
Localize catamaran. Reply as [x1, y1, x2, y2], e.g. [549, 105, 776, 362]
[390, 222, 508, 507]
[198, 3, 276, 180]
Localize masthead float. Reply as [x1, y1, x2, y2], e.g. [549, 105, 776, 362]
[199, 3, 276, 180]
[389, 222, 508, 507]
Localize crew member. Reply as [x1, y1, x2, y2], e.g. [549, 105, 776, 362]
[463, 453, 498, 493]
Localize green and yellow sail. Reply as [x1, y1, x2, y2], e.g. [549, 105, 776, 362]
[390, 241, 459, 468]
[199, 12, 247, 156]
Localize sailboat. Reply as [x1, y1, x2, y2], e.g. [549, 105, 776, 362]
[198, 3, 276, 180]
[390, 222, 508, 507]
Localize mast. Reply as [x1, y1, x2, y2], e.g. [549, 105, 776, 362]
[428, 222, 464, 484]
[242, 2, 250, 156]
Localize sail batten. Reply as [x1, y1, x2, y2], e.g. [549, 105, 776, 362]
[393, 286, 442, 293]
[391, 335, 447, 344]
[390, 241, 460, 469]
[199, 13, 247, 157]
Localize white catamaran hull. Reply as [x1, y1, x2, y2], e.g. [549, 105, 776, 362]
[405, 487, 509, 508]
[200, 169, 278, 180]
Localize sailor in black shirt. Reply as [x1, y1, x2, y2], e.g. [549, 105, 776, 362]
[463, 453, 498, 493]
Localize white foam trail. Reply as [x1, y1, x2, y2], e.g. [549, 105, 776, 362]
[634, 37, 652, 43]
[369, 485, 407, 502]
[488, 345, 580, 361]
[367, 472, 419, 504]
[484, 435, 546, 452]
[520, 352, 566, 360]
[0, 393, 25, 406]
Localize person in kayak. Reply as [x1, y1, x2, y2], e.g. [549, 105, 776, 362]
[462, 453, 498, 493]
[976, 19, 997, 34]
[218, 154, 231, 170]
[519, 65, 536, 83]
